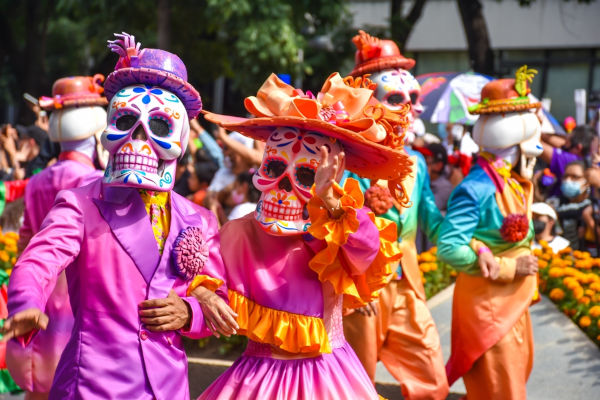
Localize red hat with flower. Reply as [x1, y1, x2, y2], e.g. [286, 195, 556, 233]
[39, 75, 108, 110]
[349, 30, 415, 77]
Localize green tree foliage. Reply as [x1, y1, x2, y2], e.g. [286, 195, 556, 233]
[0, 0, 349, 120]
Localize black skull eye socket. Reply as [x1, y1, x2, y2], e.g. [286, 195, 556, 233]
[386, 93, 408, 106]
[265, 159, 287, 178]
[409, 91, 420, 105]
[295, 166, 316, 188]
[149, 117, 170, 137]
[115, 115, 138, 131]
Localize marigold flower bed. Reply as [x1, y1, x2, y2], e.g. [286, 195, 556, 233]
[417, 247, 457, 299]
[535, 241, 600, 347]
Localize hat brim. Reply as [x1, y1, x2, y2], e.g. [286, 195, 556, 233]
[40, 97, 108, 110]
[104, 67, 202, 119]
[204, 112, 412, 182]
[470, 102, 541, 115]
[350, 57, 416, 77]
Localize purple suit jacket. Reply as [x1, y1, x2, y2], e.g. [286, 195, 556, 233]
[8, 178, 227, 400]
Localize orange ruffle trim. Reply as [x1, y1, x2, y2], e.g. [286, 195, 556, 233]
[186, 274, 225, 296]
[307, 178, 401, 308]
[229, 289, 331, 354]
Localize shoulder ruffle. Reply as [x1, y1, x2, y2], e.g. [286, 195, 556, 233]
[307, 178, 401, 308]
[229, 290, 331, 354]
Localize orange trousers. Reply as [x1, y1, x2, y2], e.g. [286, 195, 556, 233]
[343, 279, 448, 400]
[462, 309, 534, 400]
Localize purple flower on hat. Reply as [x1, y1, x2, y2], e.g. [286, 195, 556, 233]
[172, 226, 209, 280]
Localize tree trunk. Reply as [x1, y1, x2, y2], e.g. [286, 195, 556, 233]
[390, 0, 427, 52]
[456, 0, 494, 75]
[157, 0, 171, 50]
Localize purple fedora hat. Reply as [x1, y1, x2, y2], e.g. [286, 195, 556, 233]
[104, 32, 202, 118]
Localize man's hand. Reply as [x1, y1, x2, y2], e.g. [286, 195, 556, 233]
[355, 301, 378, 317]
[314, 146, 344, 217]
[1, 308, 48, 342]
[478, 251, 500, 280]
[139, 290, 191, 332]
[515, 255, 538, 277]
[192, 286, 238, 338]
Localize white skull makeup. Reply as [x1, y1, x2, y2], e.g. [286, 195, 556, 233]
[101, 84, 189, 191]
[253, 127, 342, 236]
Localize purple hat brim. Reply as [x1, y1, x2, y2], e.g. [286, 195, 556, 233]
[104, 67, 202, 119]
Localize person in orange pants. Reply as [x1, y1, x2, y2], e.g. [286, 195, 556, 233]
[437, 67, 541, 399]
[343, 31, 448, 400]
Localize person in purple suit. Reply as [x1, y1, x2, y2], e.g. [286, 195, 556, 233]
[3, 33, 235, 400]
[7, 74, 107, 400]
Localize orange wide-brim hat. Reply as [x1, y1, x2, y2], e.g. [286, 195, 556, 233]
[39, 75, 108, 110]
[349, 30, 415, 77]
[204, 73, 412, 184]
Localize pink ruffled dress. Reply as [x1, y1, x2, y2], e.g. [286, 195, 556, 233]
[199, 180, 399, 399]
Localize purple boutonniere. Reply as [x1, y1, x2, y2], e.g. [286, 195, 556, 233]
[172, 226, 209, 280]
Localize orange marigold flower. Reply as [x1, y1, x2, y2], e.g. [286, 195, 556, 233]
[538, 259, 548, 269]
[549, 288, 565, 301]
[573, 286, 584, 300]
[579, 316, 592, 328]
[578, 296, 591, 305]
[548, 267, 564, 278]
[589, 305, 600, 318]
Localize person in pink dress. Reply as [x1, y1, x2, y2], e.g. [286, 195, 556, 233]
[2, 33, 233, 400]
[6, 75, 107, 400]
[193, 72, 414, 399]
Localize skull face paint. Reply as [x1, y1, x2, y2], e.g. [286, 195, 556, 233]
[253, 127, 342, 236]
[101, 84, 189, 191]
[370, 68, 423, 126]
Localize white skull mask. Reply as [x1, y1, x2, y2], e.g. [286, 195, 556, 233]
[253, 127, 342, 236]
[370, 68, 423, 129]
[101, 84, 189, 191]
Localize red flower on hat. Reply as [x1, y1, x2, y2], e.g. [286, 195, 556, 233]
[172, 226, 209, 280]
[499, 213, 529, 243]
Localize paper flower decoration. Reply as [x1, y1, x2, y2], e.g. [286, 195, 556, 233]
[499, 213, 530, 243]
[172, 226, 209, 280]
[364, 185, 394, 215]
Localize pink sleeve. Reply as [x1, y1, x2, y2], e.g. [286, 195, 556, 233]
[8, 189, 84, 343]
[339, 207, 380, 275]
[180, 208, 228, 338]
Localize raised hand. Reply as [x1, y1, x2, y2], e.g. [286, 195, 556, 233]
[1, 308, 48, 342]
[139, 290, 191, 332]
[314, 146, 345, 217]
